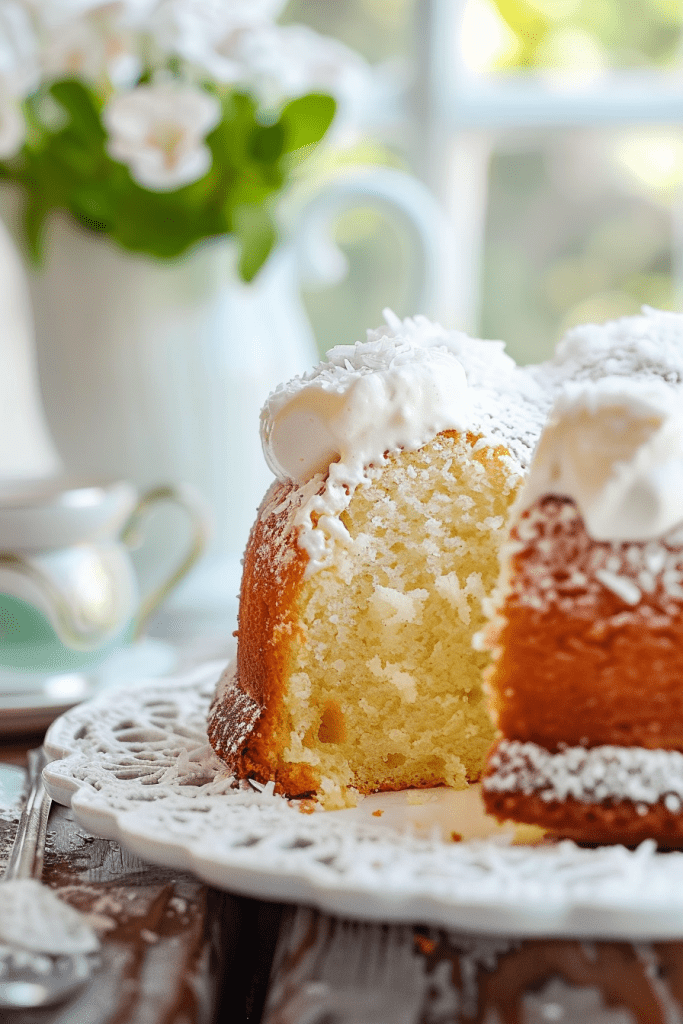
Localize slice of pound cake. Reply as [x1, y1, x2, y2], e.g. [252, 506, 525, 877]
[483, 374, 683, 846]
[208, 312, 548, 808]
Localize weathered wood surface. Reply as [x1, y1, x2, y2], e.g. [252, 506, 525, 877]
[0, 743, 284, 1024]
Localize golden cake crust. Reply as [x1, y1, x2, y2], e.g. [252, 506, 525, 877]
[484, 495, 683, 846]
[486, 497, 683, 752]
[484, 788, 683, 849]
[208, 478, 318, 796]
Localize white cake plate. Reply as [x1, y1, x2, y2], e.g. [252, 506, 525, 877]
[42, 657, 683, 938]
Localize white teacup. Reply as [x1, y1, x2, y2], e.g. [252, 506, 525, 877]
[0, 479, 210, 673]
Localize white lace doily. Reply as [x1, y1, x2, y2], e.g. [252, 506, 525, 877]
[43, 660, 683, 937]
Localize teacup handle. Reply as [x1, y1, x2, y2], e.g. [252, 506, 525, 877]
[120, 484, 211, 638]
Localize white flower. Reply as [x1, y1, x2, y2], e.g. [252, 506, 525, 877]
[104, 83, 221, 191]
[25, 0, 153, 31]
[150, 0, 288, 83]
[32, 2, 144, 87]
[240, 24, 371, 109]
[0, 78, 25, 157]
[0, 0, 40, 96]
[41, 16, 138, 87]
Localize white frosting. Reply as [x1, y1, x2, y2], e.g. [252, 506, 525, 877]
[516, 376, 683, 542]
[261, 310, 547, 573]
[545, 306, 683, 387]
[370, 311, 549, 471]
[262, 330, 470, 485]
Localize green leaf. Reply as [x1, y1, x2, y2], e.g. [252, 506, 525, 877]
[208, 91, 260, 167]
[249, 123, 285, 163]
[233, 204, 278, 282]
[279, 93, 336, 153]
[49, 79, 105, 140]
[23, 196, 49, 264]
[69, 184, 118, 232]
[2, 83, 331, 273]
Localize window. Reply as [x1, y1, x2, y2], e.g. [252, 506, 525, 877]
[287, 0, 683, 362]
[418, 0, 683, 361]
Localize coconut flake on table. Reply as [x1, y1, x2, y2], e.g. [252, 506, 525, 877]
[0, 879, 99, 955]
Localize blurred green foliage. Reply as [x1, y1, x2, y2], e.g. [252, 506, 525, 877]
[480, 140, 675, 364]
[0, 80, 336, 280]
[284, 0, 413, 65]
[479, 3, 683, 361]
[491, 0, 683, 69]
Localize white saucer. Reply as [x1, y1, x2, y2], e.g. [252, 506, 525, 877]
[0, 638, 177, 735]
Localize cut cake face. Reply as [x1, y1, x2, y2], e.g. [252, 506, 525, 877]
[209, 305, 683, 817]
[208, 312, 550, 808]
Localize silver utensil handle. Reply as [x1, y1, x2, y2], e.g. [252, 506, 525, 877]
[4, 747, 51, 882]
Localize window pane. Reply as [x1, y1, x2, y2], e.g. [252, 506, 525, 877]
[478, 127, 678, 364]
[461, 0, 683, 76]
[274, 1, 420, 354]
[283, 0, 415, 65]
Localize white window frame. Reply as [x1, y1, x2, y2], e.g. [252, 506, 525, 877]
[412, 0, 683, 334]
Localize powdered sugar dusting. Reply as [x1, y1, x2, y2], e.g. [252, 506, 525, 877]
[0, 879, 99, 955]
[510, 497, 683, 618]
[485, 740, 683, 808]
[207, 658, 261, 760]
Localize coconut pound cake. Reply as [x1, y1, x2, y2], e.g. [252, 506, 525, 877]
[483, 371, 683, 847]
[208, 312, 549, 808]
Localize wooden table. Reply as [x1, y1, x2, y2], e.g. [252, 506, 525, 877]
[6, 735, 683, 1024]
[0, 736, 284, 1024]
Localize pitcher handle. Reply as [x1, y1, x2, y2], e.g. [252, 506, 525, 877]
[292, 166, 450, 319]
[120, 484, 211, 638]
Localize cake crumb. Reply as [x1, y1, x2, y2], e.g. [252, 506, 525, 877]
[406, 791, 436, 805]
[297, 799, 317, 814]
[511, 823, 547, 845]
[414, 935, 437, 955]
[451, 831, 463, 842]
[372, 809, 384, 817]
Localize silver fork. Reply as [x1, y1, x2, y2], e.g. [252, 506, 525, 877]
[262, 907, 426, 1024]
[0, 747, 100, 1010]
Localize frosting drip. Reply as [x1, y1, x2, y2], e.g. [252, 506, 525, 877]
[516, 376, 683, 542]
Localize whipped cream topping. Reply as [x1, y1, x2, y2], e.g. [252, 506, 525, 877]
[370, 311, 549, 471]
[260, 310, 544, 572]
[261, 327, 470, 486]
[546, 306, 683, 387]
[516, 376, 683, 541]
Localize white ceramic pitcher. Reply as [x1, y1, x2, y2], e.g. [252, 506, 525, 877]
[1, 168, 448, 564]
